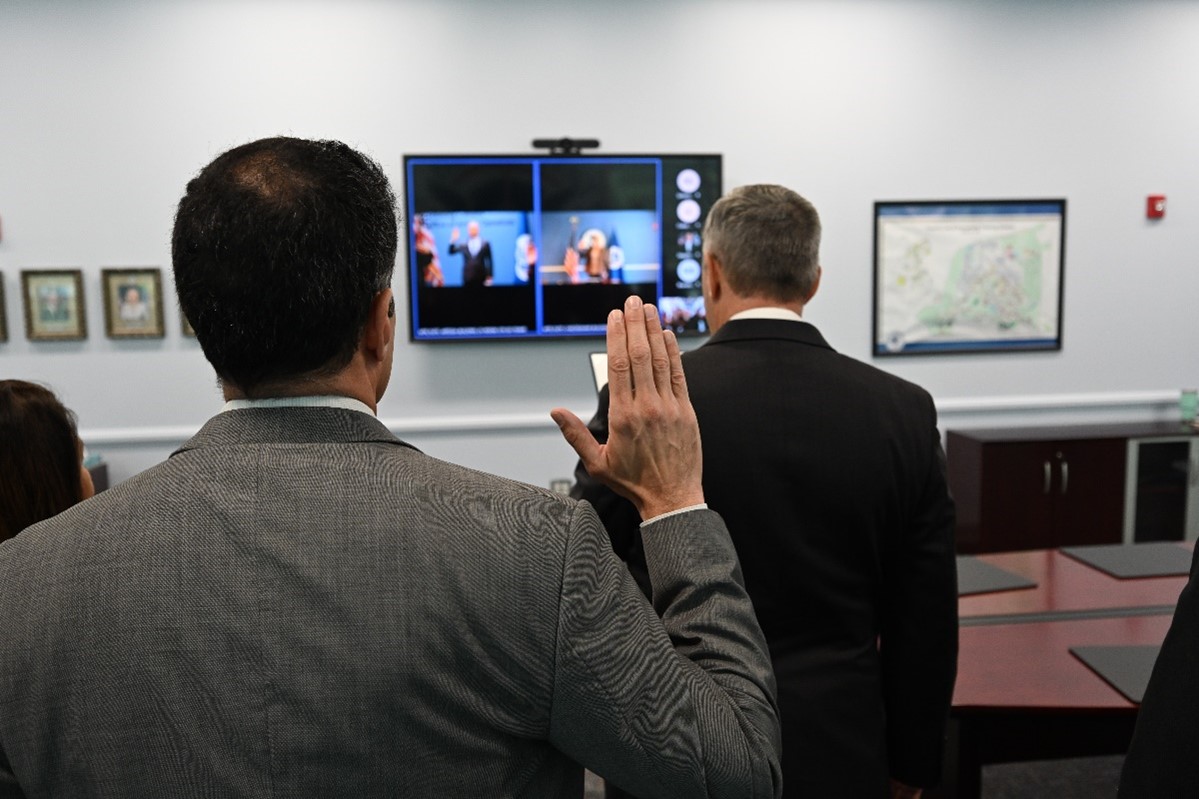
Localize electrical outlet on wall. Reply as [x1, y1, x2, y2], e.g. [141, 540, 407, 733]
[549, 479, 572, 496]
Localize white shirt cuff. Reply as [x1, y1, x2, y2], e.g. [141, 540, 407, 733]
[640, 503, 709, 529]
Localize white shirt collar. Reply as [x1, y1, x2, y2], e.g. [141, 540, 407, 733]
[222, 395, 376, 416]
[728, 307, 804, 323]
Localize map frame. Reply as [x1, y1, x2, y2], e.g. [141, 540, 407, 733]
[872, 198, 1066, 357]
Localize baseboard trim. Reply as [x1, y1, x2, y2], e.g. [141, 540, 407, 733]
[79, 390, 1181, 446]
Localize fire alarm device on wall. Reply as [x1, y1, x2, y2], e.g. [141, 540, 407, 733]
[1147, 195, 1166, 219]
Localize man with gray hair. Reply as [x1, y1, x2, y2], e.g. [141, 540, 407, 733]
[574, 184, 958, 797]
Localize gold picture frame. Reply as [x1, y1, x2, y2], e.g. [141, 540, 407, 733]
[0, 276, 8, 343]
[22, 269, 87, 341]
[102, 267, 165, 339]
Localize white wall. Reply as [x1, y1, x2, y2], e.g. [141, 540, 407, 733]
[2, 0, 1197, 485]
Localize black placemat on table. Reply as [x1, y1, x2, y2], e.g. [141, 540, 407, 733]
[957, 555, 1037, 596]
[1060, 542, 1194, 579]
[1070, 644, 1162, 704]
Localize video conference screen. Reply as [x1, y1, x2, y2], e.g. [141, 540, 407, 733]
[403, 154, 722, 341]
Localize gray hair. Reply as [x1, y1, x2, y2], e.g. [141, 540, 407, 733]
[702, 184, 821, 301]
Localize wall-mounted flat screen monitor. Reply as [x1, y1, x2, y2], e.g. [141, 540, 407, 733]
[403, 154, 721, 341]
[872, 198, 1066, 356]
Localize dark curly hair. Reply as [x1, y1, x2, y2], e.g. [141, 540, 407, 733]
[172, 137, 398, 395]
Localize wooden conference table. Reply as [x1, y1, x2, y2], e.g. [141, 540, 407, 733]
[931, 546, 1192, 799]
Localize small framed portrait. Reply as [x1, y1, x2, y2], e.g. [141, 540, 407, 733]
[0, 277, 8, 343]
[102, 268, 165, 339]
[21, 269, 87, 341]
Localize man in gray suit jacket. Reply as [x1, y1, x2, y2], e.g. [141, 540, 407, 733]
[0, 138, 781, 797]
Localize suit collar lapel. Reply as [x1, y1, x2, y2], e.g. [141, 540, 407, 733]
[703, 318, 834, 351]
[172, 406, 419, 457]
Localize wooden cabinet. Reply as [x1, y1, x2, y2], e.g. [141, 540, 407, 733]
[947, 423, 1198, 554]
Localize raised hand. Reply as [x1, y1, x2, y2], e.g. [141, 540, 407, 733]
[552, 295, 704, 520]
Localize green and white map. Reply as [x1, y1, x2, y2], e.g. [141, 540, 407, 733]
[875, 202, 1063, 354]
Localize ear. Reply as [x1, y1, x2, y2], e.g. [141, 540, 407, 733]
[804, 266, 822, 304]
[702, 252, 723, 302]
[80, 463, 96, 500]
[363, 288, 395, 363]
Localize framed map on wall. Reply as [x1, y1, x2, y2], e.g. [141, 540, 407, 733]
[872, 199, 1066, 356]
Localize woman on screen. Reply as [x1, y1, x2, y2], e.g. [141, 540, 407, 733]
[579, 229, 610, 282]
[413, 215, 444, 287]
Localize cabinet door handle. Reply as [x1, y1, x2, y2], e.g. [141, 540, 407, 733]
[1043, 461, 1052, 494]
[1060, 461, 1069, 495]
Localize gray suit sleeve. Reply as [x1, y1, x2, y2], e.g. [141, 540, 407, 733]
[548, 504, 782, 798]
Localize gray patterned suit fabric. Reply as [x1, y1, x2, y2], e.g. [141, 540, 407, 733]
[0, 407, 781, 798]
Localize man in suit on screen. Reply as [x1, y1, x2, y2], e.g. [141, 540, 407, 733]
[0, 137, 782, 797]
[573, 184, 958, 798]
[448, 219, 493, 286]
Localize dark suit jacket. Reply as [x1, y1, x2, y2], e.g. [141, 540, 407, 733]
[448, 239, 493, 285]
[574, 318, 958, 796]
[1119, 545, 1199, 797]
[0, 407, 781, 798]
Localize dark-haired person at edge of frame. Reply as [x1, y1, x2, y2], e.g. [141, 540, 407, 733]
[1119, 544, 1199, 797]
[573, 184, 958, 799]
[0, 137, 781, 798]
[0, 380, 95, 543]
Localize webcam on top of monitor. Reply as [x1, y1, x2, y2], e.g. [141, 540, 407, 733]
[532, 137, 601, 156]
